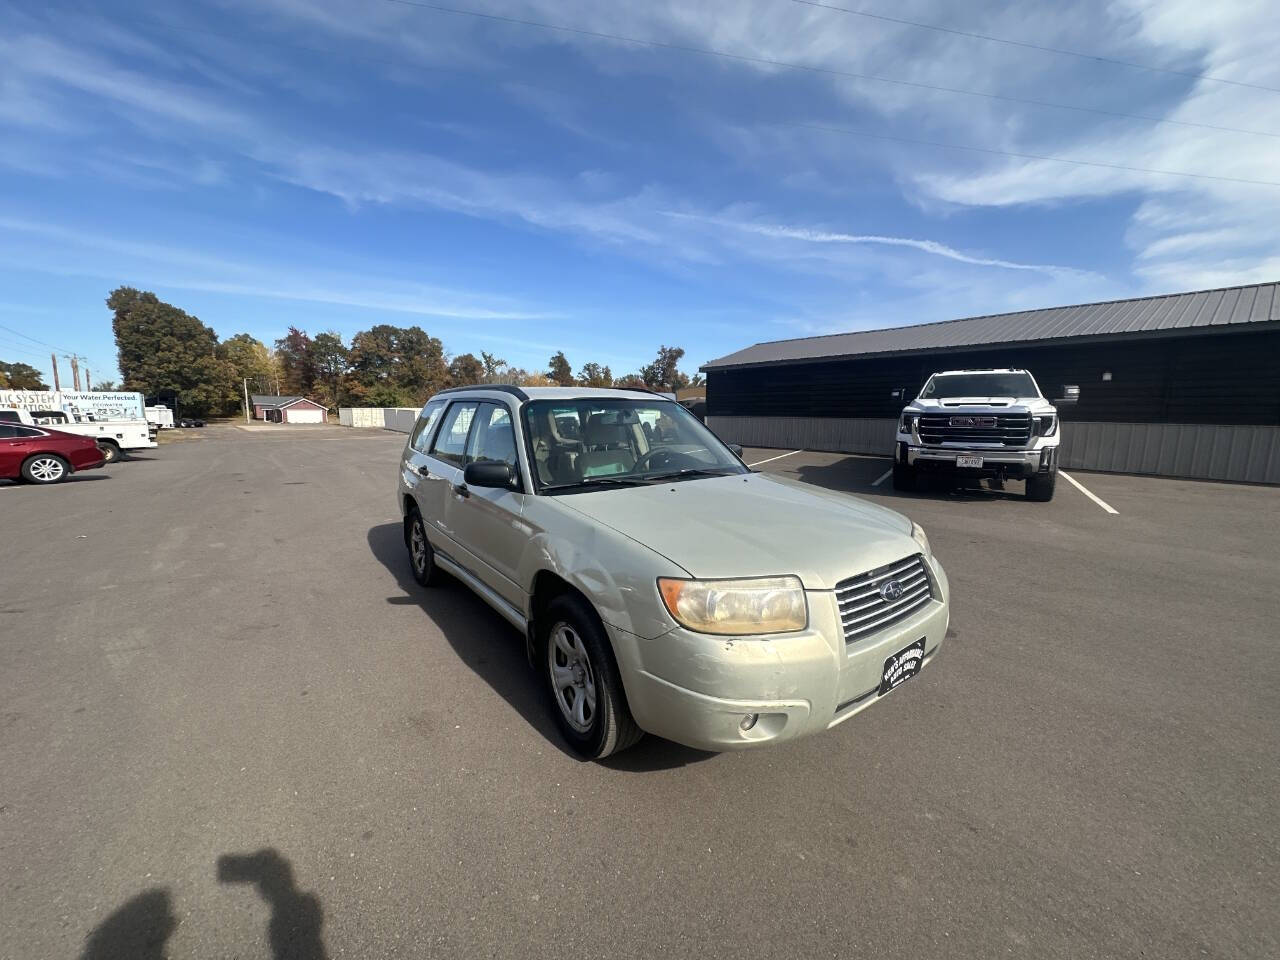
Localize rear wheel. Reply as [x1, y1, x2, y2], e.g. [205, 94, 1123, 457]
[891, 462, 916, 491]
[406, 507, 443, 586]
[1026, 470, 1057, 501]
[22, 454, 70, 484]
[97, 441, 123, 464]
[541, 594, 642, 760]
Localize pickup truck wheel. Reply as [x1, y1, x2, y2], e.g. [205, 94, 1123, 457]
[1026, 470, 1057, 502]
[542, 594, 642, 760]
[406, 508, 443, 586]
[97, 441, 123, 464]
[891, 462, 916, 491]
[22, 454, 70, 484]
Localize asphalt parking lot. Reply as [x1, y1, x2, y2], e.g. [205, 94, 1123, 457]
[2, 426, 1277, 959]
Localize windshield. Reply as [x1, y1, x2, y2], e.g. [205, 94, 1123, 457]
[920, 372, 1038, 399]
[523, 398, 746, 491]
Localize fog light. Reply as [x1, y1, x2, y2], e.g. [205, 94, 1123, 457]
[740, 713, 759, 731]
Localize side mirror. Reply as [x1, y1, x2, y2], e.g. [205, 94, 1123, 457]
[1055, 384, 1080, 407]
[728, 443, 744, 458]
[464, 460, 516, 489]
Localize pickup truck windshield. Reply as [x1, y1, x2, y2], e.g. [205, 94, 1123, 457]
[523, 398, 746, 491]
[920, 372, 1038, 399]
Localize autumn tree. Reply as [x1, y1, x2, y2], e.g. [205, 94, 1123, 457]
[310, 331, 349, 408]
[448, 352, 484, 386]
[639, 345, 690, 390]
[576, 362, 613, 387]
[108, 286, 237, 415]
[346, 324, 448, 406]
[480, 351, 506, 382]
[219, 333, 279, 399]
[0, 361, 48, 389]
[274, 327, 315, 396]
[547, 351, 575, 386]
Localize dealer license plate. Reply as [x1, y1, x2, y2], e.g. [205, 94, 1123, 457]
[879, 638, 926, 696]
[956, 455, 983, 468]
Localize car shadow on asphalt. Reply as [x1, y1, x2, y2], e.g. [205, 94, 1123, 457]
[793, 458, 1035, 505]
[0, 475, 111, 487]
[367, 522, 713, 771]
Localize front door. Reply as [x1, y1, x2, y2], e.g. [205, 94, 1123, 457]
[447, 401, 529, 612]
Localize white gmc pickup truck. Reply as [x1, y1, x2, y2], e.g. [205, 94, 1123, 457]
[893, 368, 1067, 501]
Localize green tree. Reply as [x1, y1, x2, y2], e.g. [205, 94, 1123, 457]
[576, 362, 613, 387]
[92, 379, 120, 391]
[547, 351, 575, 386]
[346, 324, 448, 406]
[639, 345, 690, 390]
[108, 286, 237, 416]
[448, 352, 484, 386]
[310, 331, 349, 408]
[218, 333, 279, 402]
[0, 361, 48, 390]
[274, 327, 314, 396]
[480, 351, 506, 382]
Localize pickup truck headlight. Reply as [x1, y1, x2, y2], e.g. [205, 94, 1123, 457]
[899, 413, 918, 433]
[1033, 414, 1057, 437]
[658, 575, 807, 635]
[911, 522, 932, 558]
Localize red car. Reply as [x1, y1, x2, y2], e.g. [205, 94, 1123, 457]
[0, 424, 106, 485]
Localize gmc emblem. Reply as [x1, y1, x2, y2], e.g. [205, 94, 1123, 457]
[949, 416, 997, 427]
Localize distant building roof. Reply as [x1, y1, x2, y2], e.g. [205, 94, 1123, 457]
[703, 281, 1280, 370]
[251, 395, 308, 407]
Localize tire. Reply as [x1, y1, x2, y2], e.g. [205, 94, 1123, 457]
[541, 593, 642, 760]
[22, 454, 71, 485]
[892, 462, 916, 491]
[406, 508, 443, 586]
[97, 441, 123, 464]
[1026, 470, 1057, 502]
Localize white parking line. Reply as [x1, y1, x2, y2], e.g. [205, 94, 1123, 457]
[747, 449, 804, 467]
[1059, 470, 1119, 514]
[872, 468, 893, 486]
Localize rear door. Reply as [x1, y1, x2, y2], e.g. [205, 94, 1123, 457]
[447, 402, 529, 610]
[0, 424, 25, 477]
[417, 400, 478, 553]
[403, 398, 447, 516]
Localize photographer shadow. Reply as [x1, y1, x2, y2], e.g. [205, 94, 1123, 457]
[217, 848, 327, 960]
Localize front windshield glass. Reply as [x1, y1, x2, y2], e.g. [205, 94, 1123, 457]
[523, 397, 746, 491]
[920, 372, 1038, 399]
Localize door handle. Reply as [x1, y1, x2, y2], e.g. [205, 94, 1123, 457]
[452, 483, 470, 499]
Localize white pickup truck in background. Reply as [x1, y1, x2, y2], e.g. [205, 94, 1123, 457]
[0, 390, 158, 463]
[894, 368, 1075, 502]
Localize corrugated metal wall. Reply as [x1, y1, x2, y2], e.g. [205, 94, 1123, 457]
[338, 407, 418, 432]
[706, 415, 1280, 484]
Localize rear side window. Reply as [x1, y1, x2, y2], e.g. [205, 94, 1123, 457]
[409, 400, 447, 453]
[429, 401, 478, 466]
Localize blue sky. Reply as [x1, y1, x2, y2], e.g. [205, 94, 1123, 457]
[2, 0, 1278, 384]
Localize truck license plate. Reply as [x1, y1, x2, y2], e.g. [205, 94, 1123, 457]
[956, 455, 983, 468]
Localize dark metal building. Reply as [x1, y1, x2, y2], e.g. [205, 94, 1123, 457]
[702, 282, 1280, 483]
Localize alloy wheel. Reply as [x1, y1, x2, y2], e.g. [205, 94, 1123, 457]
[548, 622, 598, 733]
[29, 457, 65, 482]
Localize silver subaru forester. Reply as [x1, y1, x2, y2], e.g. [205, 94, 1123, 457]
[397, 386, 949, 759]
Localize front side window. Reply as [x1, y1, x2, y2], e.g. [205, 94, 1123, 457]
[429, 401, 478, 466]
[920, 372, 1039, 399]
[523, 398, 746, 491]
[466, 403, 519, 470]
[410, 400, 447, 453]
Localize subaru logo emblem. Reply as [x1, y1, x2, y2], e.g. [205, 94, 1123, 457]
[879, 579, 905, 602]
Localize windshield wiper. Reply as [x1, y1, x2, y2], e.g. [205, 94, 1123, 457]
[641, 468, 737, 483]
[540, 476, 652, 493]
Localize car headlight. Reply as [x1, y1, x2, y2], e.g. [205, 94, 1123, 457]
[899, 413, 918, 432]
[911, 522, 932, 557]
[1034, 414, 1058, 437]
[657, 576, 807, 635]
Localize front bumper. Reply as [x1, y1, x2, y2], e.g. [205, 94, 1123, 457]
[899, 439, 1057, 477]
[612, 557, 949, 751]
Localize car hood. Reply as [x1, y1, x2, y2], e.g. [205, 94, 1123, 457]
[556, 472, 917, 590]
[908, 397, 1055, 413]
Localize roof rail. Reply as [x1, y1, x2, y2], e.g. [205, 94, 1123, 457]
[434, 384, 530, 402]
[614, 386, 661, 396]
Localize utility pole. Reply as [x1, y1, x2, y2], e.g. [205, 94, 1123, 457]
[275, 376, 280, 396]
[85, 368, 91, 389]
[67, 355, 82, 391]
[51, 354, 61, 390]
[243, 377, 252, 424]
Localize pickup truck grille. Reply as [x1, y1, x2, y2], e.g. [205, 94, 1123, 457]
[918, 413, 1031, 446]
[835, 554, 933, 644]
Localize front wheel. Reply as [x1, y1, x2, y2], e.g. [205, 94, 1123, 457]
[542, 594, 642, 760]
[1026, 470, 1057, 502]
[406, 508, 443, 586]
[22, 454, 70, 484]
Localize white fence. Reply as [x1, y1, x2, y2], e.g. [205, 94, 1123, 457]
[339, 407, 419, 432]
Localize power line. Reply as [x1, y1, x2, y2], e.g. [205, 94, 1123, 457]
[0, 337, 51, 361]
[788, 0, 1280, 95]
[783, 119, 1280, 187]
[381, 0, 1280, 140]
[0, 322, 75, 355]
